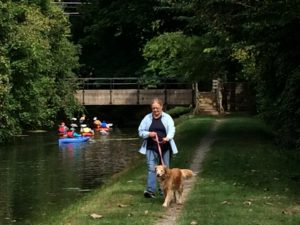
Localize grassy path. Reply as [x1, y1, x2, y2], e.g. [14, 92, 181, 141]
[154, 119, 223, 225]
[177, 117, 300, 225]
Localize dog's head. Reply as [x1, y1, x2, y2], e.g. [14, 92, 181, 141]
[155, 165, 167, 178]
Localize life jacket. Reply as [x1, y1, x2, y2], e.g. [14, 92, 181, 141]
[59, 125, 66, 133]
[67, 130, 74, 138]
[82, 127, 91, 133]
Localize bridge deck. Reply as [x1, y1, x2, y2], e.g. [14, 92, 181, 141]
[75, 89, 193, 105]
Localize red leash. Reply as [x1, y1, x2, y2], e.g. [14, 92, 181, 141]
[155, 134, 165, 166]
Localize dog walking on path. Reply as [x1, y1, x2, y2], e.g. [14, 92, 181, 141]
[155, 165, 194, 207]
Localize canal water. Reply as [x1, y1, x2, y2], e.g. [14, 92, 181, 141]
[0, 128, 142, 225]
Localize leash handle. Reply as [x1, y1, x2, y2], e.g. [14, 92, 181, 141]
[155, 134, 165, 166]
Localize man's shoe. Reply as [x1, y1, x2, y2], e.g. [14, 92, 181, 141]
[144, 190, 156, 198]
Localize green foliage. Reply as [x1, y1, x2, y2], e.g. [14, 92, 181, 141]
[143, 32, 202, 82]
[258, 67, 300, 148]
[166, 106, 192, 118]
[0, 1, 81, 141]
[191, 0, 300, 148]
[74, 0, 195, 77]
[74, 0, 156, 77]
[231, 43, 257, 81]
[0, 47, 19, 141]
[143, 32, 188, 80]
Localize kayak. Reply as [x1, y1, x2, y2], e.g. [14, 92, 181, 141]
[99, 127, 110, 132]
[94, 123, 113, 132]
[59, 136, 90, 144]
[81, 132, 94, 137]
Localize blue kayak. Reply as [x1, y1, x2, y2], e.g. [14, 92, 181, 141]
[59, 136, 90, 144]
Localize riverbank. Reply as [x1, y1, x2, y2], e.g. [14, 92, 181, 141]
[39, 115, 300, 225]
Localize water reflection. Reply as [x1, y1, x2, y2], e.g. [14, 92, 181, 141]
[0, 128, 141, 225]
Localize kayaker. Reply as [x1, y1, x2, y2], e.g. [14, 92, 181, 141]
[93, 117, 101, 129]
[67, 128, 81, 138]
[80, 124, 94, 136]
[79, 114, 86, 124]
[101, 120, 109, 128]
[58, 122, 68, 135]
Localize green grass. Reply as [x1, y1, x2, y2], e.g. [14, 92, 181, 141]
[178, 117, 300, 225]
[36, 116, 216, 225]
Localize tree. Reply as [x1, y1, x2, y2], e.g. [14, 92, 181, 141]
[142, 32, 217, 82]
[72, 0, 157, 77]
[0, 1, 81, 142]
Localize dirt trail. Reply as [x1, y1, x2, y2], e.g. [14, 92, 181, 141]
[154, 120, 222, 225]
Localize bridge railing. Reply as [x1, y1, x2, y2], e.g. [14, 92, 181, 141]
[75, 77, 192, 90]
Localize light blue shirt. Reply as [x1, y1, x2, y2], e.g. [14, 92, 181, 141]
[138, 112, 178, 155]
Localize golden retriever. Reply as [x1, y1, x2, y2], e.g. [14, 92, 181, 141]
[155, 165, 194, 207]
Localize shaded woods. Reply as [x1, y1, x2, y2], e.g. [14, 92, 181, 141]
[1, 0, 299, 149]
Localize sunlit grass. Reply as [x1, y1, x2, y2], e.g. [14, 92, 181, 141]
[178, 117, 300, 225]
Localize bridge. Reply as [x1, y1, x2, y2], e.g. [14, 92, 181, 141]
[73, 78, 194, 106]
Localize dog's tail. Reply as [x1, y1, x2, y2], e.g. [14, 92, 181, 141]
[180, 169, 194, 179]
